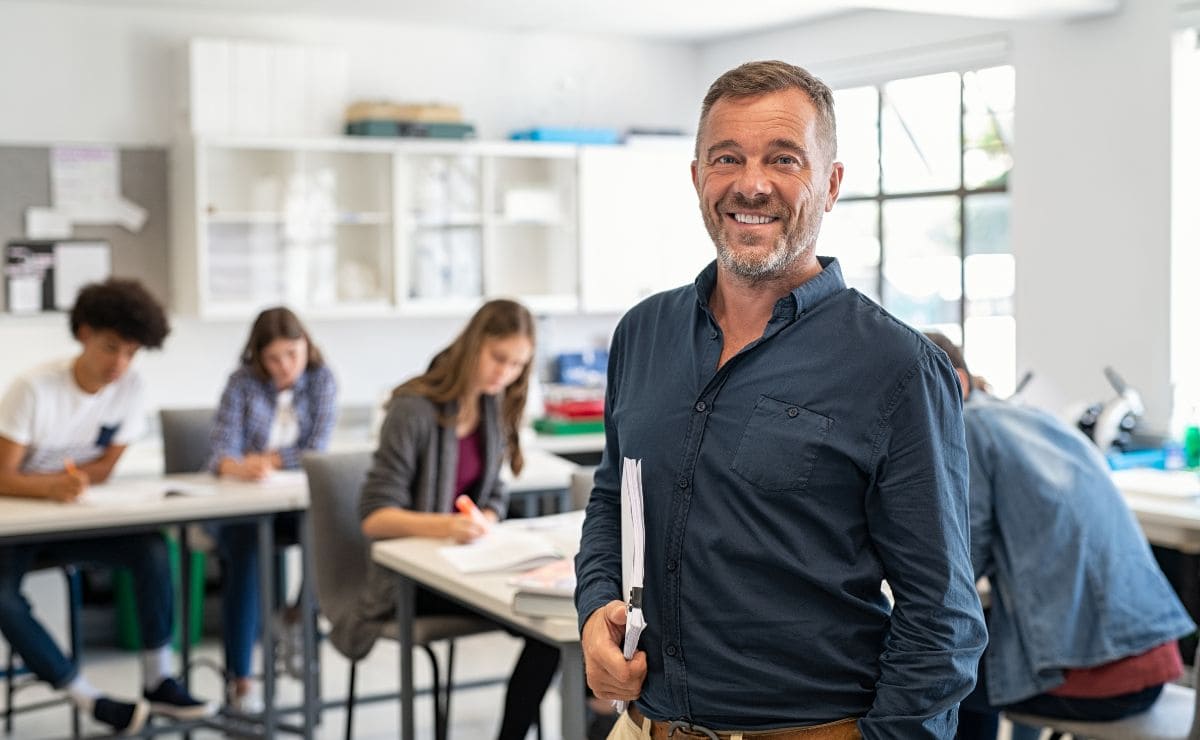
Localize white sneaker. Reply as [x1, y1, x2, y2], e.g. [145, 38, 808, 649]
[226, 682, 263, 716]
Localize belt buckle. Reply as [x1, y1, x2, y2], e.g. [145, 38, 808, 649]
[666, 720, 720, 740]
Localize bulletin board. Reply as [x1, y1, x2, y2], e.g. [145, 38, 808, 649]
[0, 146, 170, 314]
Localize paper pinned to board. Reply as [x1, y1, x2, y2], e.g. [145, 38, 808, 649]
[49, 146, 147, 233]
[615, 456, 647, 714]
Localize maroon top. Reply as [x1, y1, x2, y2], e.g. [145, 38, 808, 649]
[454, 425, 485, 501]
[1047, 641, 1183, 698]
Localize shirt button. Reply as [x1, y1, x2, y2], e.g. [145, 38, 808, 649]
[677, 477, 689, 489]
[709, 331, 718, 340]
[694, 401, 706, 412]
[787, 407, 799, 418]
[666, 644, 678, 657]
[667, 559, 678, 572]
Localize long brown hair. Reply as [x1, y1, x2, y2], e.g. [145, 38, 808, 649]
[240, 306, 324, 381]
[393, 299, 535, 475]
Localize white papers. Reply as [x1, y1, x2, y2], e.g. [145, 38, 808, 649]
[254, 469, 308, 489]
[78, 479, 217, 506]
[616, 456, 646, 713]
[49, 146, 147, 233]
[439, 528, 563, 574]
[1113, 468, 1200, 499]
[53, 242, 111, 310]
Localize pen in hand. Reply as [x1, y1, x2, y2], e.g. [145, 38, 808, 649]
[454, 494, 491, 530]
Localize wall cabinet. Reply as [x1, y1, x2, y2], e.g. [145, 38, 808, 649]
[172, 135, 702, 319]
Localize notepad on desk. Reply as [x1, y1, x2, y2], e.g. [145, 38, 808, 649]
[438, 529, 564, 574]
[78, 479, 217, 506]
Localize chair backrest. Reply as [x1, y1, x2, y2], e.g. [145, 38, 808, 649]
[569, 466, 596, 510]
[301, 450, 374, 624]
[159, 408, 216, 474]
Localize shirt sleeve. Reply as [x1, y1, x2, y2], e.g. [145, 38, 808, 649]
[359, 398, 425, 522]
[574, 321, 626, 631]
[279, 365, 338, 469]
[0, 377, 36, 446]
[207, 371, 250, 472]
[858, 349, 988, 740]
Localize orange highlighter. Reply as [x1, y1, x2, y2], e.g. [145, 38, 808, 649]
[64, 458, 80, 477]
[454, 494, 491, 530]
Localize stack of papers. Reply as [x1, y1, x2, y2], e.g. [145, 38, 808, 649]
[1112, 468, 1200, 499]
[616, 457, 646, 713]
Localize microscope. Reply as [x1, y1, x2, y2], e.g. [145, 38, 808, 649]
[1076, 366, 1145, 453]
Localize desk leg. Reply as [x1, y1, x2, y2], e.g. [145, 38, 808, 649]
[257, 516, 277, 736]
[179, 525, 193, 740]
[397, 576, 416, 740]
[297, 511, 317, 739]
[560, 644, 585, 740]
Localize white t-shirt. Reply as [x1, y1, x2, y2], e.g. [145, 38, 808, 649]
[0, 358, 147, 473]
[266, 388, 300, 451]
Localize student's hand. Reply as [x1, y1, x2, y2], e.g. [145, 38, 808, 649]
[446, 515, 487, 544]
[582, 600, 646, 702]
[46, 471, 88, 503]
[238, 454, 275, 481]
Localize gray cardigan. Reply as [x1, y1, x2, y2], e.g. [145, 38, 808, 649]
[359, 392, 509, 522]
[331, 391, 510, 660]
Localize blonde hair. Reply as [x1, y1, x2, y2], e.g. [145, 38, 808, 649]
[393, 299, 536, 474]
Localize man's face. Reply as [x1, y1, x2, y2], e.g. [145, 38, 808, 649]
[76, 326, 141, 388]
[691, 88, 843, 283]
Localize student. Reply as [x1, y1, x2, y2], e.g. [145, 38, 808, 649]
[207, 306, 337, 710]
[0, 278, 214, 735]
[922, 333, 1195, 740]
[331, 298, 559, 740]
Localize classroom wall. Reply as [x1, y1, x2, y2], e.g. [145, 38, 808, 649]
[700, 1, 1177, 431]
[0, 0, 698, 413]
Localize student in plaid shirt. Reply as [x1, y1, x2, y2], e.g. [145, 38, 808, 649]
[207, 306, 337, 712]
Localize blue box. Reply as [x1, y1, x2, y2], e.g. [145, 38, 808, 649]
[555, 350, 608, 386]
[509, 127, 620, 145]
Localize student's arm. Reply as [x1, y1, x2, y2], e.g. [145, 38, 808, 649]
[277, 366, 338, 469]
[0, 436, 89, 502]
[75, 444, 126, 484]
[210, 371, 270, 480]
[359, 397, 484, 544]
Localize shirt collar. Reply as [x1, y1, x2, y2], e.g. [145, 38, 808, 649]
[694, 256, 847, 321]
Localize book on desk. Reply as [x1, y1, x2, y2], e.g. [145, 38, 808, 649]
[509, 558, 576, 619]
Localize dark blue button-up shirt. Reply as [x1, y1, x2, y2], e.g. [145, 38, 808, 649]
[576, 258, 987, 738]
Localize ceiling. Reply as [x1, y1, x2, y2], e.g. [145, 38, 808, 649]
[26, 0, 1120, 40]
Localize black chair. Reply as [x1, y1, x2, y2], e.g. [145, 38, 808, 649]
[303, 450, 495, 740]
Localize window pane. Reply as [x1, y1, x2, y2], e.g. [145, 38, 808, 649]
[881, 196, 961, 327]
[963, 65, 1014, 189]
[965, 315, 1016, 398]
[965, 193, 1013, 317]
[822, 200, 880, 301]
[881, 72, 961, 193]
[833, 86, 879, 197]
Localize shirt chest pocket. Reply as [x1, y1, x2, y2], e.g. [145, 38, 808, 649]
[730, 396, 833, 493]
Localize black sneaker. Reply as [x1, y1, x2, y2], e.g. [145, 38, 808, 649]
[93, 697, 150, 736]
[143, 677, 216, 720]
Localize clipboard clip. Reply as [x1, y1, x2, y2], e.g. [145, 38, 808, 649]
[628, 586, 643, 612]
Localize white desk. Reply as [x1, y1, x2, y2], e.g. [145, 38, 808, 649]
[1114, 468, 1200, 554]
[372, 511, 584, 740]
[0, 473, 316, 738]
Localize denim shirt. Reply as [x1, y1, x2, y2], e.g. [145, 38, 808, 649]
[207, 363, 338, 471]
[964, 392, 1194, 706]
[576, 258, 987, 738]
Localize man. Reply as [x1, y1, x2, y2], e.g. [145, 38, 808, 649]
[575, 60, 987, 740]
[923, 332, 1194, 740]
[0, 278, 214, 735]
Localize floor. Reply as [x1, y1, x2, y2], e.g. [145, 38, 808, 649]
[3, 628, 564, 739]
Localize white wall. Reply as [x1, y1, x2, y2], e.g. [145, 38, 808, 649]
[0, 0, 687, 416]
[701, 3, 1177, 431]
[0, 0, 699, 144]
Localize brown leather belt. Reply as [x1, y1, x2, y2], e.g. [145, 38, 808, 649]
[626, 705, 862, 740]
